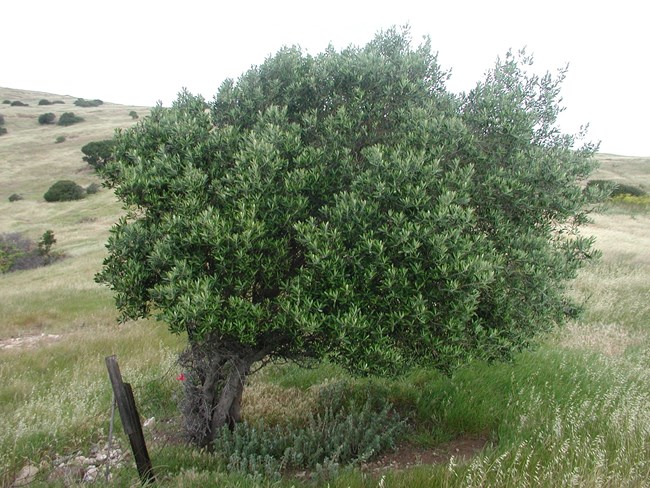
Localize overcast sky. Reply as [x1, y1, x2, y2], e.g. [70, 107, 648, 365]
[3, 0, 648, 156]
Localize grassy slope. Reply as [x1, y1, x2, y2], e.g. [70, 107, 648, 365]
[1, 87, 649, 487]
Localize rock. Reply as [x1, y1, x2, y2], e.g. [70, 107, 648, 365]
[47, 465, 85, 484]
[83, 465, 99, 482]
[12, 465, 38, 487]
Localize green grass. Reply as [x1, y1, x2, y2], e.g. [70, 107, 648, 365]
[1, 87, 649, 486]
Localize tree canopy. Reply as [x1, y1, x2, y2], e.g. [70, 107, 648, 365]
[97, 27, 600, 446]
[81, 139, 115, 170]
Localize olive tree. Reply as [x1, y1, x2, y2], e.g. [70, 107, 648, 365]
[97, 28, 600, 447]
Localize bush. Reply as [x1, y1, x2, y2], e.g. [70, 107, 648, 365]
[57, 112, 84, 126]
[38, 99, 53, 106]
[0, 127, 7, 136]
[74, 98, 103, 107]
[0, 114, 5, 125]
[213, 393, 405, 481]
[8, 193, 23, 202]
[0, 231, 61, 272]
[10, 101, 28, 107]
[85, 182, 100, 194]
[44, 180, 85, 202]
[2, 100, 10, 105]
[38, 113, 56, 125]
[587, 179, 647, 198]
[55, 135, 66, 144]
[129, 110, 139, 120]
[81, 140, 114, 169]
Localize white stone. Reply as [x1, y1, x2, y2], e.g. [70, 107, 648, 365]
[83, 466, 98, 482]
[12, 465, 38, 487]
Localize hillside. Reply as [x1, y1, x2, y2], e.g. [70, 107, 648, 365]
[0, 88, 149, 339]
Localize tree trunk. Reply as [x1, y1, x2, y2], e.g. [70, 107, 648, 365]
[178, 336, 275, 448]
[209, 358, 249, 438]
[178, 343, 253, 449]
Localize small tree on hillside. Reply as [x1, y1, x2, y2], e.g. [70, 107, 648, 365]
[97, 28, 601, 448]
[58, 112, 84, 126]
[81, 140, 115, 169]
[38, 113, 56, 125]
[44, 180, 85, 201]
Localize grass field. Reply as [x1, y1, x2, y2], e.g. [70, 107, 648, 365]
[1, 87, 649, 487]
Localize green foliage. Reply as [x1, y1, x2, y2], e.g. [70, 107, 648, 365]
[38, 230, 56, 263]
[81, 140, 114, 169]
[38, 112, 56, 125]
[587, 179, 647, 198]
[10, 101, 28, 107]
[8, 193, 23, 202]
[55, 135, 66, 144]
[85, 182, 100, 194]
[129, 110, 139, 119]
[44, 180, 85, 202]
[0, 127, 6, 136]
[38, 230, 56, 258]
[611, 183, 647, 197]
[38, 99, 53, 106]
[98, 28, 600, 444]
[214, 394, 404, 481]
[57, 112, 84, 126]
[0, 232, 60, 272]
[2, 100, 10, 104]
[74, 98, 103, 107]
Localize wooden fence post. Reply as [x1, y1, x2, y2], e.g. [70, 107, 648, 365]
[105, 355, 156, 485]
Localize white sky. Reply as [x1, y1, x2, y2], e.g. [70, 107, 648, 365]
[3, 0, 648, 156]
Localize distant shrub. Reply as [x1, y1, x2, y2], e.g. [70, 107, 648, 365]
[57, 112, 84, 126]
[10, 101, 28, 107]
[129, 110, 139, 120]
[52, 100, 65, 104]
[38, 99, 53, 106]
[38, 113, 56, 125]
[2, 100, 10, 105]
[586, 179, 647, 198]
[0, 231, 61, 272]
[37, 230, 57, 263]
[44, 180, 85, 202]
[55, 135, 66, 144]
[0, 127, 7, 136]
[0, 233, 31, 273]
[611, 183, 647, 197]
[74, 98, 103, 107]
[0, 114, 5, 125]
[81, 139, 114, 169]
[85, 182, 101, 194]
[8, 193, 23, 202]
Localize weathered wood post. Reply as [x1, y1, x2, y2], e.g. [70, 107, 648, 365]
[105, 355, 155, 485]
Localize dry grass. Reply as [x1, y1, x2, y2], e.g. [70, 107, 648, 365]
[592, 153, 650, 190]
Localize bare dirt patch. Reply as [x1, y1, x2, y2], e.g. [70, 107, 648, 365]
[362, 435, 490, 474]
[0, 333, 62, 351]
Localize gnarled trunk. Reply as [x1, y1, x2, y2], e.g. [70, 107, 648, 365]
[178, 342, 259, 449]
